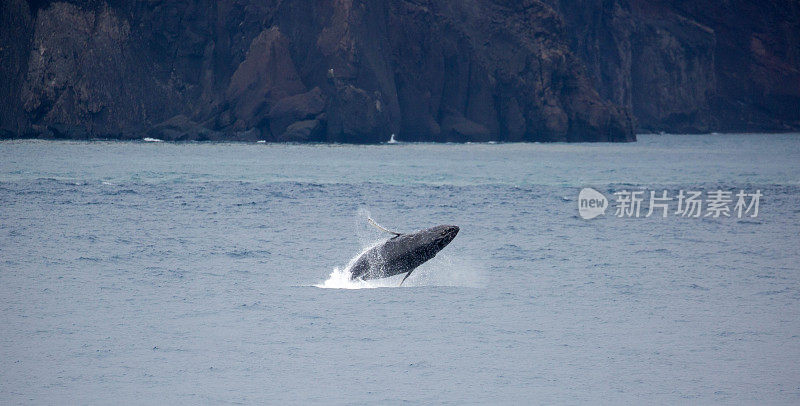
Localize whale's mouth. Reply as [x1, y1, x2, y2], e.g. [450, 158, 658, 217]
[436, 225, 460, 248]
[445, 225, 459, 240]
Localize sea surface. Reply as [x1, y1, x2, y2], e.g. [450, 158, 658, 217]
[1, 134, 799, 404]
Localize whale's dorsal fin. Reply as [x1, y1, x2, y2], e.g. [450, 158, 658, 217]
[368, 218, 402, 237]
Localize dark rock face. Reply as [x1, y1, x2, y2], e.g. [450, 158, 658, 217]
[679, 0, 800, 132]
[225, 26, 306, 134]
[268, 87, 326, 138]
[0, 0, 35, 137]
[0, 0, 797, 142]
[630, 8, 717, 132]
[554, 0, 800, 133]
[278, 119, 326, 142]
[20, 3, 134, 134]
[327, 81, 392, 143]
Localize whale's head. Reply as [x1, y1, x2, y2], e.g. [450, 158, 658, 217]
[420, 224, 460, 252]
[352, 223, 460, 281]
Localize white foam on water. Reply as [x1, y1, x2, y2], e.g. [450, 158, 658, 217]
[314, 266, 398, 289]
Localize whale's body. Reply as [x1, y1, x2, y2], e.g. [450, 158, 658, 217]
[348, 224, 459, 284]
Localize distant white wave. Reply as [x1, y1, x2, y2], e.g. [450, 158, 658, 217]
[142, 137, 163, 142]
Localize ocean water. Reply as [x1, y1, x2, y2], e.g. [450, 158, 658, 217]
[1, 134, 799, 404]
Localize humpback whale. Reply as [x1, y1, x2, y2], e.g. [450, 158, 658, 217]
[348, 219, 460, 285]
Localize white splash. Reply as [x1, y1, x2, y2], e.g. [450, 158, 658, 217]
[142, 137, 163, 142]
[315, 240, 392, 289]
[314, 266, 399, 289]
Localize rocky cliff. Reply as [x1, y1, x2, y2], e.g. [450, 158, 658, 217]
[0, 0, 797, 142]
[553, 0, 800, 133]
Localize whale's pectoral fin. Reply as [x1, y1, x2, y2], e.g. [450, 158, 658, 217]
[399, 270, 414, 286]
[368, 217, 402, 237]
